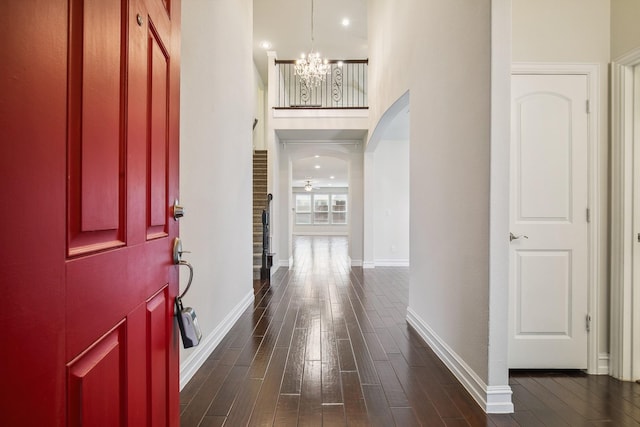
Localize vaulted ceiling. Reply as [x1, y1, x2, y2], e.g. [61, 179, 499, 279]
[253, 0, 409, 189]
[253, 0, 368, 83]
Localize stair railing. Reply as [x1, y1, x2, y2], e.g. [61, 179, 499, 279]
[261, 193, 273, 281]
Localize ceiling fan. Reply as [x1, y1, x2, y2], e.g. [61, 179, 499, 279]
[304, 179, 316, 192]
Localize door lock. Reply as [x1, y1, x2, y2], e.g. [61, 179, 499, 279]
[172, 199, 185, 221]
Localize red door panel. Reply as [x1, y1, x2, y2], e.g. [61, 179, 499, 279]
[67, 323, 126, 427]
[66, 240, 171, 359]
[1, 0, 181, 425]
[127, 301, 149, 426]
[147, 287, 170, 427]
[77, 0, 123, 232]
[148, 25, 170, 237]
[68, 0, 126, 255]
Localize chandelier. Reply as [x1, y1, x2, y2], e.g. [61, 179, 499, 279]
[304, 180, 313, 192]
[295, 0, 330, 87]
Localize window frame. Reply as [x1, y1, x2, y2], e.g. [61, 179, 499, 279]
[294, 192, 348, 225]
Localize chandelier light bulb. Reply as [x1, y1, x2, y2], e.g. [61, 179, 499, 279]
[295, 0, 331, 87]
[295, 51, 331, 87]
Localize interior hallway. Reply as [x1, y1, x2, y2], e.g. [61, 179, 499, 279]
[180, 236, 640, 426]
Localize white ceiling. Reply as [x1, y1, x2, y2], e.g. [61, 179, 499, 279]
[279, 129, 366, 188]
[253, 0, 368, 83]
[292, 155, 349, 188]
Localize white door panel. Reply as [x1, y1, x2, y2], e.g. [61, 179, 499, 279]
[509, 74, 589, 368]
[517, 93, 572, 221]
[516, 251, 571, 335]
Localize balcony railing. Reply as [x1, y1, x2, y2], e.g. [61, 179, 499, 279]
[274, 59, 368, 109]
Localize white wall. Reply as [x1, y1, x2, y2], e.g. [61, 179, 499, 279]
[267, 128, 280, 267]
[373, 139, 409, 265]
[368, 0, 509, 412]
[349, 150, 364, 266]
[276, 136, 291, 266]
[366, 1, 412, 137]
[179, 0, 254, 386]
[611, 0, 640, 59]
[512, 0, 610, 62]
[253, 63, 265, 150]
[512, 0, 610, 372]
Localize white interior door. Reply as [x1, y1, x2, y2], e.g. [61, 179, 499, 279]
[509, 74, 589, 369]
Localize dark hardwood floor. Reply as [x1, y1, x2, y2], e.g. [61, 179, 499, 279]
[180, 236, 640, 426]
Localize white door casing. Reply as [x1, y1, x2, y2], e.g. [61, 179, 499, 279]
[509, 72, 591, 369]
[611, 48, 640, 381]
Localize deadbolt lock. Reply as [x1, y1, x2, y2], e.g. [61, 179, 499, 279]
[172, 199, 185, 221]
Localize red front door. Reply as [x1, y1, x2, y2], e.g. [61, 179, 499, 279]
[1, 0, 181, 425]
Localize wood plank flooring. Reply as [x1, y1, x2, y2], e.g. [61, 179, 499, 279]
[180, 236, 640, 426]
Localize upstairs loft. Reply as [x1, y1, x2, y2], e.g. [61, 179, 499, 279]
[273, 59, 368, 109]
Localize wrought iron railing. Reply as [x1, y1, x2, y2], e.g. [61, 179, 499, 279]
[274, 59, 368, 109]
[261, 193, 273, 281]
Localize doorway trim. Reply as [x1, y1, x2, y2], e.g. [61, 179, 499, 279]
[610, 47, 640, 381]
[511, 63, 602, 374]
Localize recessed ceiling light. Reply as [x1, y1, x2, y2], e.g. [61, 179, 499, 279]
[260, 41, 272, 49]
[342, 18, 350, 27]
[330, 176, 335, 179]
[314, 155, 320, 158]
[314, 165, 321, 169]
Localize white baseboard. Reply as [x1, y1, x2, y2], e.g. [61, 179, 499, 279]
[179, 290, 254, 390]
[597, 353, 610, 375]
[351, 259, 363, 267]
[375, 259, 410, 267]
[406, 308, 514, 414]
[362, 261, 375, 269]
[278, 256, 293, 268]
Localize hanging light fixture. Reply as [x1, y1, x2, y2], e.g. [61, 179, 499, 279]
[304, 180, 313, 192]
[295, 0, 330, 87]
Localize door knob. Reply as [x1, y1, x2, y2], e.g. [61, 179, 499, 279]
[172, 237, 191, 264]
[510, 232, 529, 242]
[172, 199, 185, 221]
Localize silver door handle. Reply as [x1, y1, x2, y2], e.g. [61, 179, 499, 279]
[177, 260, 194, 299]
[510, 232, 529, 242]
[173, 238, 194, 298]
